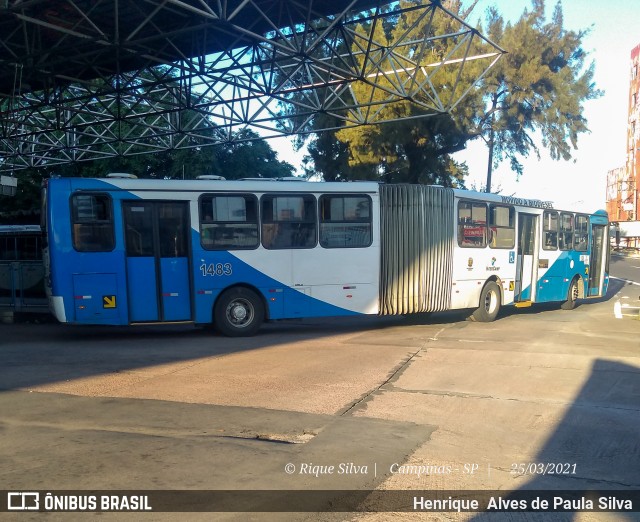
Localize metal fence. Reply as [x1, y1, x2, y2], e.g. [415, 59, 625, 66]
[0, 225, 48, 313]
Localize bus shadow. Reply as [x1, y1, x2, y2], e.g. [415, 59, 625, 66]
[469, 358, 640, 521]
[0, 278, 625, 392]
[0, 311, 469, 391]
[494, 277, 628, 320]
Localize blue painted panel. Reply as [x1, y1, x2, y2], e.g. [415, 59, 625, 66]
[536, 276, 566, 302]
[127, 257, 158, 322]
[160, 257, 191, 321]
[284, 287, 310, 318]
[72, 273, 120, 324]
[519, 286, 531, 301]
[261, 287, 285, 320]
[535, 251, 588, 303]
[190, 238, 361, 323]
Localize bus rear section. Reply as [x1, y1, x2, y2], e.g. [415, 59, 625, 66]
[448, 197, 609, 318]
[377, 185, 609, 322]
[44, 179, 126, 324]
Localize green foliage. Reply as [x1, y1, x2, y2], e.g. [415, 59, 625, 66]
[213, 130, 295, 180]
[0, 169, 45, 224]
[300, 115, 375, 181]
[482, 0, 600, 176]
[298, 0, 599, 187]
[330, 0, 481, 185]
[2, 0, 600, 220]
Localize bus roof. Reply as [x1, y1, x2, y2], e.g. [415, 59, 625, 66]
[51, 177, 382, 194]
[452, 187, 556, 210]
[46, 177, 605, 217]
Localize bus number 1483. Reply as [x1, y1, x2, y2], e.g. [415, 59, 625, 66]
[200, 263, 233, 277]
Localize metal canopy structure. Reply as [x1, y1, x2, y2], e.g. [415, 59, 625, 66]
[0, 0, 503, 173]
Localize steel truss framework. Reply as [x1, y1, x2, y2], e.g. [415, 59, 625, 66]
[0, 0, 503, 172]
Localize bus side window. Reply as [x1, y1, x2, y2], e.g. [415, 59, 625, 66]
[574, 215, 589, 251]
[458, 201, 487, 248]
[488, 204, 515, 249]
[559, 212, 573, 251]
[71, 194, 115, 252]
[200, 194, 259, 250]
[319, 194, 372, 248]
[261, 194, 316, 249]
[543, 210, 558, 250]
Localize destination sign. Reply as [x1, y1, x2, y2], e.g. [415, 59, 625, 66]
[499, 196, 554, 209]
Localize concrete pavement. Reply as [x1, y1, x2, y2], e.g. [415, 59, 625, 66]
[0, 263, 639, 520]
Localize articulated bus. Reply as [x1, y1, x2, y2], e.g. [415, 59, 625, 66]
[42, 176, 609, 336]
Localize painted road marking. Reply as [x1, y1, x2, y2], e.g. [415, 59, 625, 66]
[610, 276, 640, 286]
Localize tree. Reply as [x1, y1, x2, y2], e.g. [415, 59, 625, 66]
[213, 129, 295, 180]
[0, 169, 45, 224]
[297, 0, 598, 188]
[299, 115, 378, 181]
[479, 0, 600, 190]
[334, 0, 483, 186]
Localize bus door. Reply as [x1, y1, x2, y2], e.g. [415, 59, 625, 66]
[123, 201, 192, 322]
[514, 213, 538, 302]
[588, 223, 606, 297]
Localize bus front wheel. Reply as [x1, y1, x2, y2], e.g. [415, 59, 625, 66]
[470, 281, 501, 322]
[560, 277, 580, 310]
[214, 287, 264, 337]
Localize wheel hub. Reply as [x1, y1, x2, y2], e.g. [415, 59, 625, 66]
[230, 303, 248, 322]
[485, 292, 497, 313]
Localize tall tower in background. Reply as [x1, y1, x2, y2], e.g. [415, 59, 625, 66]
[606, 44, 639, 230]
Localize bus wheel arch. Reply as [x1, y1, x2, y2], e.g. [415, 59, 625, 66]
[560, 276, 582, 310]
[470, 279, 502, 322]
[213, 285, 266, 337]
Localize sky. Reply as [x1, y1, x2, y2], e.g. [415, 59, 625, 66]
[270, 0, 640, 213]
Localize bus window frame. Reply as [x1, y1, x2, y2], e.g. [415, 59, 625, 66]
[542, 210, 559, 251]
[260, 193, 318, 250]
[488, 204, 515, 249]
[70, 192, 115, 253]
[457, 199, 488, 249]
[574, 214, 589, 252]
[559, 212, 574, 251]
[319, 193, 373, 249]
[0, 226, 42, 261]
[199, 193, 260, 251]
[0, 235, 17, 260]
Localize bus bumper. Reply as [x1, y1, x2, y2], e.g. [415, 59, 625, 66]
[49, 296, 67, 322]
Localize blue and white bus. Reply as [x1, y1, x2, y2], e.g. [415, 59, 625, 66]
[42, 176, 609, 335]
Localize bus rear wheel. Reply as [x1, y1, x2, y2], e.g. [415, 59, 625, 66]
[214, 287, 264, 337]
[470, 281, 501, 322]
[561, 277, 580, 310]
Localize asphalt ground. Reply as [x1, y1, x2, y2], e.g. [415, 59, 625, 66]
[1, 256, 639, 521]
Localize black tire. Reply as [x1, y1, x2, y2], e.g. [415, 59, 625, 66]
[560, 277, 580, 310]
[470, 281, 501, 322]
[214, 287, 264, 337]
